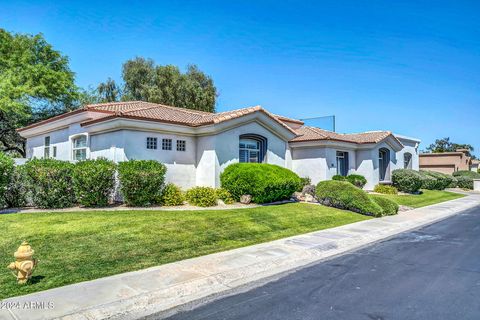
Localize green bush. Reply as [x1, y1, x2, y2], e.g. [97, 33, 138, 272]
[456, 176, 474, 190]
[315, 180, 383, 217]
[186, 187, 217, 207]
[5, 165, 30, 208]
[448, 176, 458, 188]
[118, 160, 167, 206]
[23, 159, 76, 208]
[453, 170, 480, 179]
[160, 183, 185, 206]
[0, 152, 14, 208]
[72, 158, 117, 207]
[418, 171, 453, 190]
[216, 188, 235, 204]
[220, 163, 301, 204]
[346, 174, 367, 189]
[392, 169, 423, 193]
[370, 195, 399, 216]
[297, 177, 312, 192]
[373, 184, 398, 195]
[332, 175, 346, 181]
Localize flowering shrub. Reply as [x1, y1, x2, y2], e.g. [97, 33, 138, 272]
[186, 187, 217, 207]
[373, 184, 398, 195]
[73, 158, 117, 207]
[118, 160, 166, 206]
[216, 188, 235, 204]
[23, 159, 76, 208]
[160, 183, 185, 206]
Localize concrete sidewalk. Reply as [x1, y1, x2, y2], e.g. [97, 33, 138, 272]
[1, 194, 479, 320]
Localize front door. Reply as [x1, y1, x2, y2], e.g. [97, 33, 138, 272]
[379, 148, 390, 181]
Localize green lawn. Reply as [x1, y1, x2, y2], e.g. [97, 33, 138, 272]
[377, 189, 465, 208]
[0, 203, 369, 299]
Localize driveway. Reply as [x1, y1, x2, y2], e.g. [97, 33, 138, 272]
[165, 205, 480, 320]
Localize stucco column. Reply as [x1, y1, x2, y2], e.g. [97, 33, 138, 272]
[474, 179, 480, 192]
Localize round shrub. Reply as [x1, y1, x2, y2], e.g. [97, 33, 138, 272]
[0, 152, 14, 208]
[186, 187, 217, 207]
[23, 158, 76, 209]
[160, 183, 185, 206]
[118, 160, 167, 206]
[220, 163, 301, 204]
[373, 184, 398, 195]
[216, 188, 235, 204]
[420, 171, 453, 190]
[346, 174, 367, 189]
[332, 175, 346, 181]
[5, 165, 30, 208]
[315, 180, 383, 216]
[370, 195, 399, 216]
[392, 169, 423, 193]
[456, 176, 474, 190]
[73, 158, 117, 207]
[419, 171, 441, 190]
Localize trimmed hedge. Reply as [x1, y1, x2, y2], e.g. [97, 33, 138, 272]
[216, 188, 235, 204]
[419, 170, 453, 190]
[5, 165, 29, 208]
[449, 176, 458, 188]
[370, 195, 399, 216]
[453, 170, 480, 179]
[0, 152, 14, 208]
[373, 184, 398, 195]
[346, 174, 367, 189]
[457, 176, 474, 190]
[23, 159, 76, 209]
[186, 187, 217, 207]
[392, 169, 423, 193]
[160, 183, 185, 206]
[118, 160, 167, 206]
[316, 180, 383, 217]
[332, 175, 346, 181]
[73, 158, 117, 207]
[220, 163, 301, 204]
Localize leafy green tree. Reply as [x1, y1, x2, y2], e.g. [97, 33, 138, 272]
[426, 137, 475, 158]
[97, 78, 121, 102]
[0, 29, 79, 156]
[121, 57, 217, 112]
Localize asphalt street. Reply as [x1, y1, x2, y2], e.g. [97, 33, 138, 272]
[163, 205, 480, 320]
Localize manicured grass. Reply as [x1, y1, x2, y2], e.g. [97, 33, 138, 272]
[0, 203, 369, 299]
[376, 190, 465, 208]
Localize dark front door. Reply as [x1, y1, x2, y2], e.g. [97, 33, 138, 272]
[379, 148, 390, 181]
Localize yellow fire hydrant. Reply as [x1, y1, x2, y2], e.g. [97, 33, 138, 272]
[7, 241, 38, 284]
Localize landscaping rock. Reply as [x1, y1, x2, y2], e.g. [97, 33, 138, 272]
[240, 195, 252, 204]
[292, 192, 305, 201]
[305, 194, 316, 203]
[302, 184, 316, 196]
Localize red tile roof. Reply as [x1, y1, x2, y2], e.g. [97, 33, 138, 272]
[291, 126, 402, 145]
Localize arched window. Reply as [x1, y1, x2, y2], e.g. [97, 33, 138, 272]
[404, 152, 413, 169]
[379, 148, 390, 181]
[72, 135, 88, 161]
[239, 134, 267, 163]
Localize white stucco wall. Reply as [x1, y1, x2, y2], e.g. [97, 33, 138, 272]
[196, 121, 289, 187]
[394, 138, 419, 171]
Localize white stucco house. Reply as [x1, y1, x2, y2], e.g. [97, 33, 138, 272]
[18, 101, 420, 190]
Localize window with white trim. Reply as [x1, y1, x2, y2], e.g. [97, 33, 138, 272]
[177, 140, 186, 151]
[239, 139, 260, 163]
[146, 137, 157, 149]
[162, 138, 172, 150]
[44, 136, 50, 158]
[404, 152, 413, 169]
[72, 135, 87, 161]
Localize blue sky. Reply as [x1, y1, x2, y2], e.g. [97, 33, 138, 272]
[2, 0, 479, 155]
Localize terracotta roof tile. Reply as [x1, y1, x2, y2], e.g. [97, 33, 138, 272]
[291, 126, 402, 145]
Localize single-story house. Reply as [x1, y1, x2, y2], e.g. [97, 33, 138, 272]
[419, 149, 473, 175]
[18, 101, 420, 190]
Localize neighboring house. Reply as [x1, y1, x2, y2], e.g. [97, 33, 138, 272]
[471, 160, 479, 172]
[18, 101, 420, 190]
[419, 149, 473, 174]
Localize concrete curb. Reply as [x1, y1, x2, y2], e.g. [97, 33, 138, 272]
[2, 194, 479, 320]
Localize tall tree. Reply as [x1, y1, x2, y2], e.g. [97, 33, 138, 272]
[122, 57, 217, 112]
[0, 29, 79, 156]
[97, 78, 121, 102]
[426, 137, 475, 158]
